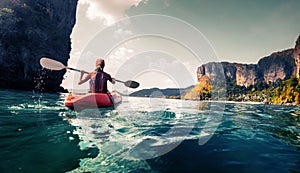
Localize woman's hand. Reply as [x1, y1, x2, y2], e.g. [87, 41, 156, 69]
[111, 78, 116, 84]
[80, 70, 86, 76]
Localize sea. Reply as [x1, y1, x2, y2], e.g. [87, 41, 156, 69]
[0, 89, 300, 173]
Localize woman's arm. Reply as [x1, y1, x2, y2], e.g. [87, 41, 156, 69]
[78, 71, 91, 85]
[107, 74, 115, 84]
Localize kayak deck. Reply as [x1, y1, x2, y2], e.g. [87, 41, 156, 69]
[64, 91, 122, 112]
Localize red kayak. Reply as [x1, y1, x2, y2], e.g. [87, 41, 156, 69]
[64, 91, 122, 112]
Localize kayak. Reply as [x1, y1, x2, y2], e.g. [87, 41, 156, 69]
[64, 91, 122, 112]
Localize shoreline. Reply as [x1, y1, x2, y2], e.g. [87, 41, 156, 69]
[129, 95, 300, 106]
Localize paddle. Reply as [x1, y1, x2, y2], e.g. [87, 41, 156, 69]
[40, 57, 140, 89]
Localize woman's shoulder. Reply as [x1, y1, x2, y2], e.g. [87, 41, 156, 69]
[89, 71, 96, 75]
[104, 72, 112, 77]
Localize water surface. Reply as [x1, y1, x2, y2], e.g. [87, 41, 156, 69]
[0, 90, 299, 173]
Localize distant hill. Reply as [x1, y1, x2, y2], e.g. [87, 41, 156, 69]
[129, 86, 194, 98]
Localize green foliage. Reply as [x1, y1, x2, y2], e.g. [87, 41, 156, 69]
[226, 76, 300, 104]
[183, 75, 300, 105]
[271, 76, 300, 104]
[183, 76, 211, 100]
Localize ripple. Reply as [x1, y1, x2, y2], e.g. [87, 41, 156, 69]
[61, 97, 300, 172]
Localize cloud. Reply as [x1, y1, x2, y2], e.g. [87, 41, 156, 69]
[79, 0, 147, 25]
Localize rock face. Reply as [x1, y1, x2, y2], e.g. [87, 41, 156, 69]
[197, 48, 296, 87]
[198, 62, 261, 87]
[197, 62, 227, 86]
[294, 35, 300, 78]
[258, 49, 294, 83]
[235, 64, 260, 87]
[0, 0, 78, 92]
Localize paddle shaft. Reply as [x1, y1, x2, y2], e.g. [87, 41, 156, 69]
[68, 67, 89, 74]
[114, 79, 125, 84]
[67, 67, 126, 83]
[68, 67, 139, 88]
[40, 57, 139, 88]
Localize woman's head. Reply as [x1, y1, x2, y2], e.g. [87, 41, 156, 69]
[95, 58, 105, 69]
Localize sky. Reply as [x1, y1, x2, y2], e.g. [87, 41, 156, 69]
[61, 0, 300, 92]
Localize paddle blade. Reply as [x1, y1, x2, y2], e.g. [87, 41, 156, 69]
[40, 57, 66, 71]
[124, 80, 140, 88]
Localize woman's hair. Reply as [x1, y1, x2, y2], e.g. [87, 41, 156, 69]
[94, 58, 105, 72]
[94, 66, 103, 72]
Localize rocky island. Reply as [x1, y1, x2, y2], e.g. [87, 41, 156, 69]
[184, 35, 300, 105]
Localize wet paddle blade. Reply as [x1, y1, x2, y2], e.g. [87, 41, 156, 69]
[40, 57, 66, 71]
[124, 80, 140, 88]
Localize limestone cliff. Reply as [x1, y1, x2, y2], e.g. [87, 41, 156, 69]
[235, 64, 259, 87]
[197, 62, 261, 87]
[258, 49, 294, 83]
[197, 62, 225, 82]
[0, 0, 78, 92]
[197, 38, 297, 87]
[294, 35, 300, 78]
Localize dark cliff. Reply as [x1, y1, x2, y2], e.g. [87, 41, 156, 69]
[258, 49, 294, 83]
[294, 35, 300, 78]
[197, 36, 299, 87]
[0, 0, 78, 92]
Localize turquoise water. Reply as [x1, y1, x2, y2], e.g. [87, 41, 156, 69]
[0, 89, 300, 173]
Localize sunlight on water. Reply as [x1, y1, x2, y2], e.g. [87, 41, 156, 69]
[65, 98, 216, 172]
[65, 97, 224, 172]
[1, 89, 299, 172]
[62, 97, 300, 172]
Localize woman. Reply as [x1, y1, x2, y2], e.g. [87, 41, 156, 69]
[78, 58, 115, 93]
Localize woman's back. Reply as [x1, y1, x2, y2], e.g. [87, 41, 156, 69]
[89, 71, 112, 93]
